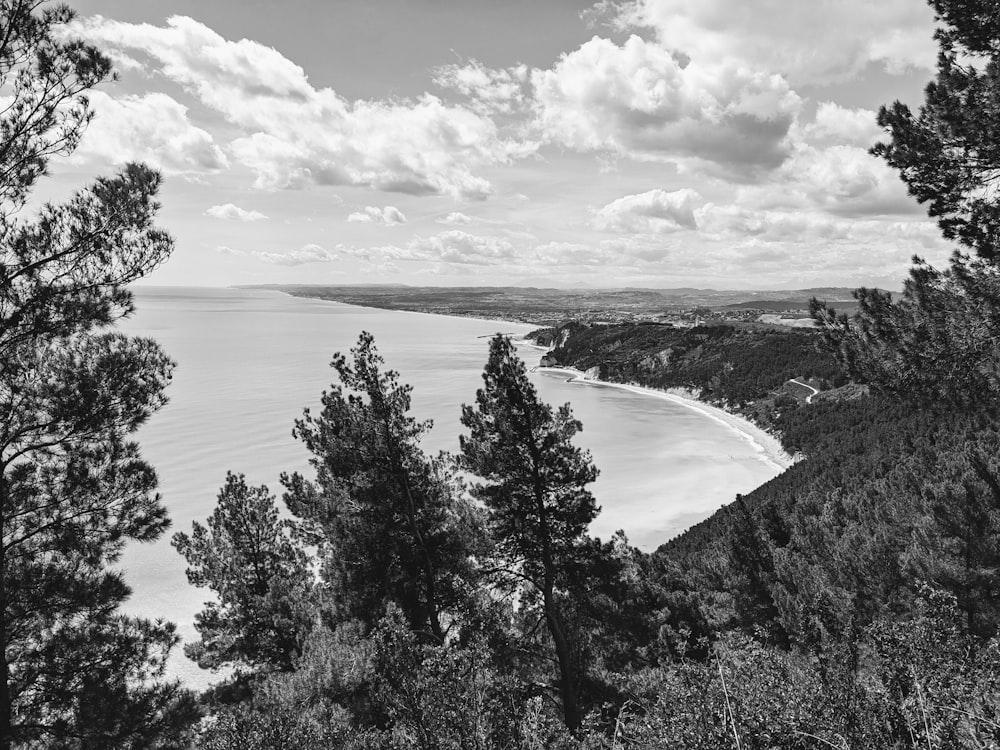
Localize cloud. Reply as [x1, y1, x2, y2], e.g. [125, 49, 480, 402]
[212, 243, 341, 265]
[436, 212, 475, 225]
[696, 205, 852, 241]
[735, 141, 917, 218]
[536, 198, 946, 279]
[403, 231, 516, 265]
[433, 60, 530, 115]
[206, 203, 268, 221]
[77, 15, 532, 199]
[369, 231, 517, 266]
[74, 91, 226, 173]
[800, 103, 884, 149]
[593, 188, 700, 233]
[584, 210, 947, 285]
[597, 236, 676, 263]
[347, 206, 407, 225]
[695, 204, 944, 249]
[532, 241, 617, 266]
[267, 231, 521, 268]
[251, 243, 341, 266]
[703, 103, 914, 220]
[789, 145, 912, 216]
[531, 35, 800, 177]
[610, 0, 938, 85]
[67, 7, 940, 289]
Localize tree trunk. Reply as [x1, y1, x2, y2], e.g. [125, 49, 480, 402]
[375, 397, 445, 643]
[0, 469, 11, 750]
[523, 401, 582, 733]
[393, 463, 444, 643]
[542, 583, 581, 733]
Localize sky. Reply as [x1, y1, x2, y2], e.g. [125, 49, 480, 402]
[49, 0, 952, 290]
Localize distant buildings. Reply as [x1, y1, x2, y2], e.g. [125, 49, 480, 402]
[756, 314, 819, 328]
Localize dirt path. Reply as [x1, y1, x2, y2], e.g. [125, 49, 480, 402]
[789, 378, 819, 404]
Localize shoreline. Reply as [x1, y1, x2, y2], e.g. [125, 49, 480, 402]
[242, 287, 793, 471]
[262, 287, 538, 333]
[532, 364, 794, 473]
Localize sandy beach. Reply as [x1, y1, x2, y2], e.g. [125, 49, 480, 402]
[533, 366, 795, 473]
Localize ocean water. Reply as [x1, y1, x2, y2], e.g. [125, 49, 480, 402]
[116, 286, 783, 686]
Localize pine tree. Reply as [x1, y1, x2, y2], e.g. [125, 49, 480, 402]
[813, 0, 1000, 403]
[283, 332, 483, 641]
[459, 334, 598, 732]
[907, 449, 1000, 638]
[173, 473, 315, 676]
[874, 0, 1000, 262]
[0, 1, 196, 745]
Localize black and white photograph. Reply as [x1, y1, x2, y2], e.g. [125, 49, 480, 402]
[2, 0, 998, 746]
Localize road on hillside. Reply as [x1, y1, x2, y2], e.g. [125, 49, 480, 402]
[789, 378, 819, 404]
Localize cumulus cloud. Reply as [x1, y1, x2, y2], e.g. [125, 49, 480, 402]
[800, 103, 884, 149]
[695, 102, 914, 220]
[579, 209, 947, 285]
[437, 212, 475, 225]
[212, 243, 342, 265]
[74, 91, 226, 173]
[250, 243, 341, 266]
[695, 204, 943, 249]
[68, 7, 939, 288]
[206, 203, 268, 221]
[734, 141, 916, 218]
[531, 35, 800, 177]
[697, 205, 851, 241]
[76, 15, 532, 199]
[286, 231, 520, 268]
[541, 197, 946, 279]
[593, 188, 700, 233]
[792, 146, 909, 216]
[433, 60, 530, 115]
[347, 206, 407, 225]
[610, 0, 938, 85]
[395, 231, 516, 265]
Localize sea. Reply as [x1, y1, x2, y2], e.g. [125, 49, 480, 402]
[116, 286, 784, 686]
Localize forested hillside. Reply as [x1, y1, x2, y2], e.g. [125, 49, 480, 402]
[662, 396, 1000, 635]
[177, 331, 1000, 749]
[532, 321, 845, 429]
[533, 314, 1000, 673]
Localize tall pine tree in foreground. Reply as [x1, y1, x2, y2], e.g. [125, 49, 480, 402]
[0, 1, 196, 746]
[460, 334, 599, 733]
[283, 331, 483, 640]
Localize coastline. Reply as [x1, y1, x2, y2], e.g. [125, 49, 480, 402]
[532, 365, 794, 473]
[262, 287, 538, 333]
[250, 290, 792, 473]
[249, 287, 793, 472]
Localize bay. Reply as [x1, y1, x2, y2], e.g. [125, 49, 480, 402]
[116, 286, 783, 686]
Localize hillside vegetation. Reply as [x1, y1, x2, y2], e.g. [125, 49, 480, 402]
[532, 321, 845, 430]
[179, 326, 1000, 749]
